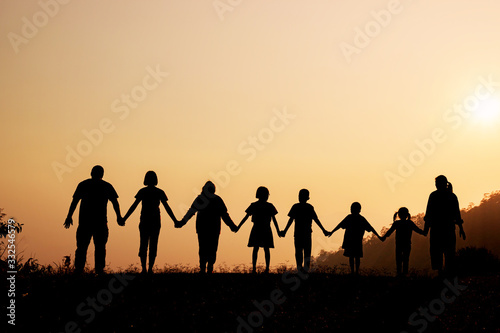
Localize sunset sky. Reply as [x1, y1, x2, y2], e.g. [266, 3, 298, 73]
[1, 0, 499, 271]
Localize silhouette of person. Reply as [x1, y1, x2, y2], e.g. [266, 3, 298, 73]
[237, 186, 281, 274]
[423, 175, 466, 276]
[282, 189, 329, 273]
[329, 202, 382, 275]
[381, 207, 426, 276]
[178, 181, 237, 274]
[64, 165, 122, 275]
[121, 171, 178, 274]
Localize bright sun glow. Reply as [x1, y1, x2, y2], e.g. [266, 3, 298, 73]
[475, 97, 500, 123]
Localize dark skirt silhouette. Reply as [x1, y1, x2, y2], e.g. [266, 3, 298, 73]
[246, 201, 278, 248]
[339, 214, 376, 258]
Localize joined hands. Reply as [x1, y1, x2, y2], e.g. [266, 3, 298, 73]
[118, 216, 126, 226]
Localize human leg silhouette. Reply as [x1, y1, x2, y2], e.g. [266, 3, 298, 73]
[303, 237, 312, 273]
[197, 233, 208, 273]
[264, 247, 270, 273]
[294, 243, 304, 272]
[148, 226, 160, 273]
[252, 247, 259, 273]
[402, 249, 411, 275]
[349, 257, 360, 275]
[396, 249, 403, 276]
[138, 227, 149, 273]
[93, 225, 108, 274]
[75, 225, 93, 274]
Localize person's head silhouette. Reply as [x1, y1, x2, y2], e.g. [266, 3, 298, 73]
[395, 207, 410, 221]
[91, 165, 104, 179]
[256, 186, 269, 201]
[298, 189, 309, 203]
[203, 181, 216, 195]
[435, 175, 448, 190]
[351, 202, 361, 214]
[144, 171, 158, 186]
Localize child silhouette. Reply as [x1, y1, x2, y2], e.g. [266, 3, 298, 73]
[282, 189, 329, 273]
[329, 202, 382, 275]
[237, 186, 281, 274]
[122, 171, 178, 274]
[381, 207, 426, 276]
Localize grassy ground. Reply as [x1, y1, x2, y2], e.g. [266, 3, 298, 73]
[8, 268, 500, 333]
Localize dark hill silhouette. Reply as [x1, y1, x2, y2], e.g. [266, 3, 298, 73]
[314, 190, 500, 272]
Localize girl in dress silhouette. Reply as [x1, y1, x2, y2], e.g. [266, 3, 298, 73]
[122, 171, 178, 274]
[329, 202, 382, 275]
[237, 186, 281, 273]
[381, 207, 426, 276]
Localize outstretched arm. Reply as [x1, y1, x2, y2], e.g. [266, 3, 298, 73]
[412, 222, 426, 236]
[272, 216, 281, 235]
[222, 212, 238, 232]
[161, 199, 178, 225]
[381, 224, 396, 241]
[313, 217, 329, 236]
[122, 198, 140, 223]
[179, 207, 197, 228]
[64, 198, 80, 229]
[282, 217, 294, 237]
[371, 228, 382, 239]
[330, 222, 343, 235]
[237, 213, 251, 232]
[110, 197, 123, 226]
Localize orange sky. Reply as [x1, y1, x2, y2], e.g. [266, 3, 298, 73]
[1, 1, 499, 271]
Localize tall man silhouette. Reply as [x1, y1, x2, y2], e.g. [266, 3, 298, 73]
[178, 181, 237, 273]
[64, 165, 123, 274]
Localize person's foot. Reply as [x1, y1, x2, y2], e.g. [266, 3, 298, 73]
[207, 264, 214, 274]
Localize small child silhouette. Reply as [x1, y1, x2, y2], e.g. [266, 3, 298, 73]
[282, 189, 329, 273]
[381, 207, 426, 276]
[329, 202, 382, 275]
[237, 186, 281, 274]
[121, 171, 178, 274]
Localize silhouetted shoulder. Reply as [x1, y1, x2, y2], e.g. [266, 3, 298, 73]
[245, 201, 278, 216]
[288, 202, 317, 220]
[74, 178, 118, 200]
[135, 186, 168, 201]
[338, 214, 356, 229]
[193, 193, 227, 213]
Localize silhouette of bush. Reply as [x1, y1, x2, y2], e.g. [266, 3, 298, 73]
[456, 246, 500, 275]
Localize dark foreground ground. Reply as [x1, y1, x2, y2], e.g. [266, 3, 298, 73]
[6, 272, 500, 333]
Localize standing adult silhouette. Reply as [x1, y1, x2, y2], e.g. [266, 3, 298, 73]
[423, 175, 466, 276]
[64, 165, 123, 275]
[121, 171, 178, 274]
[178, 181, 238, 273]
